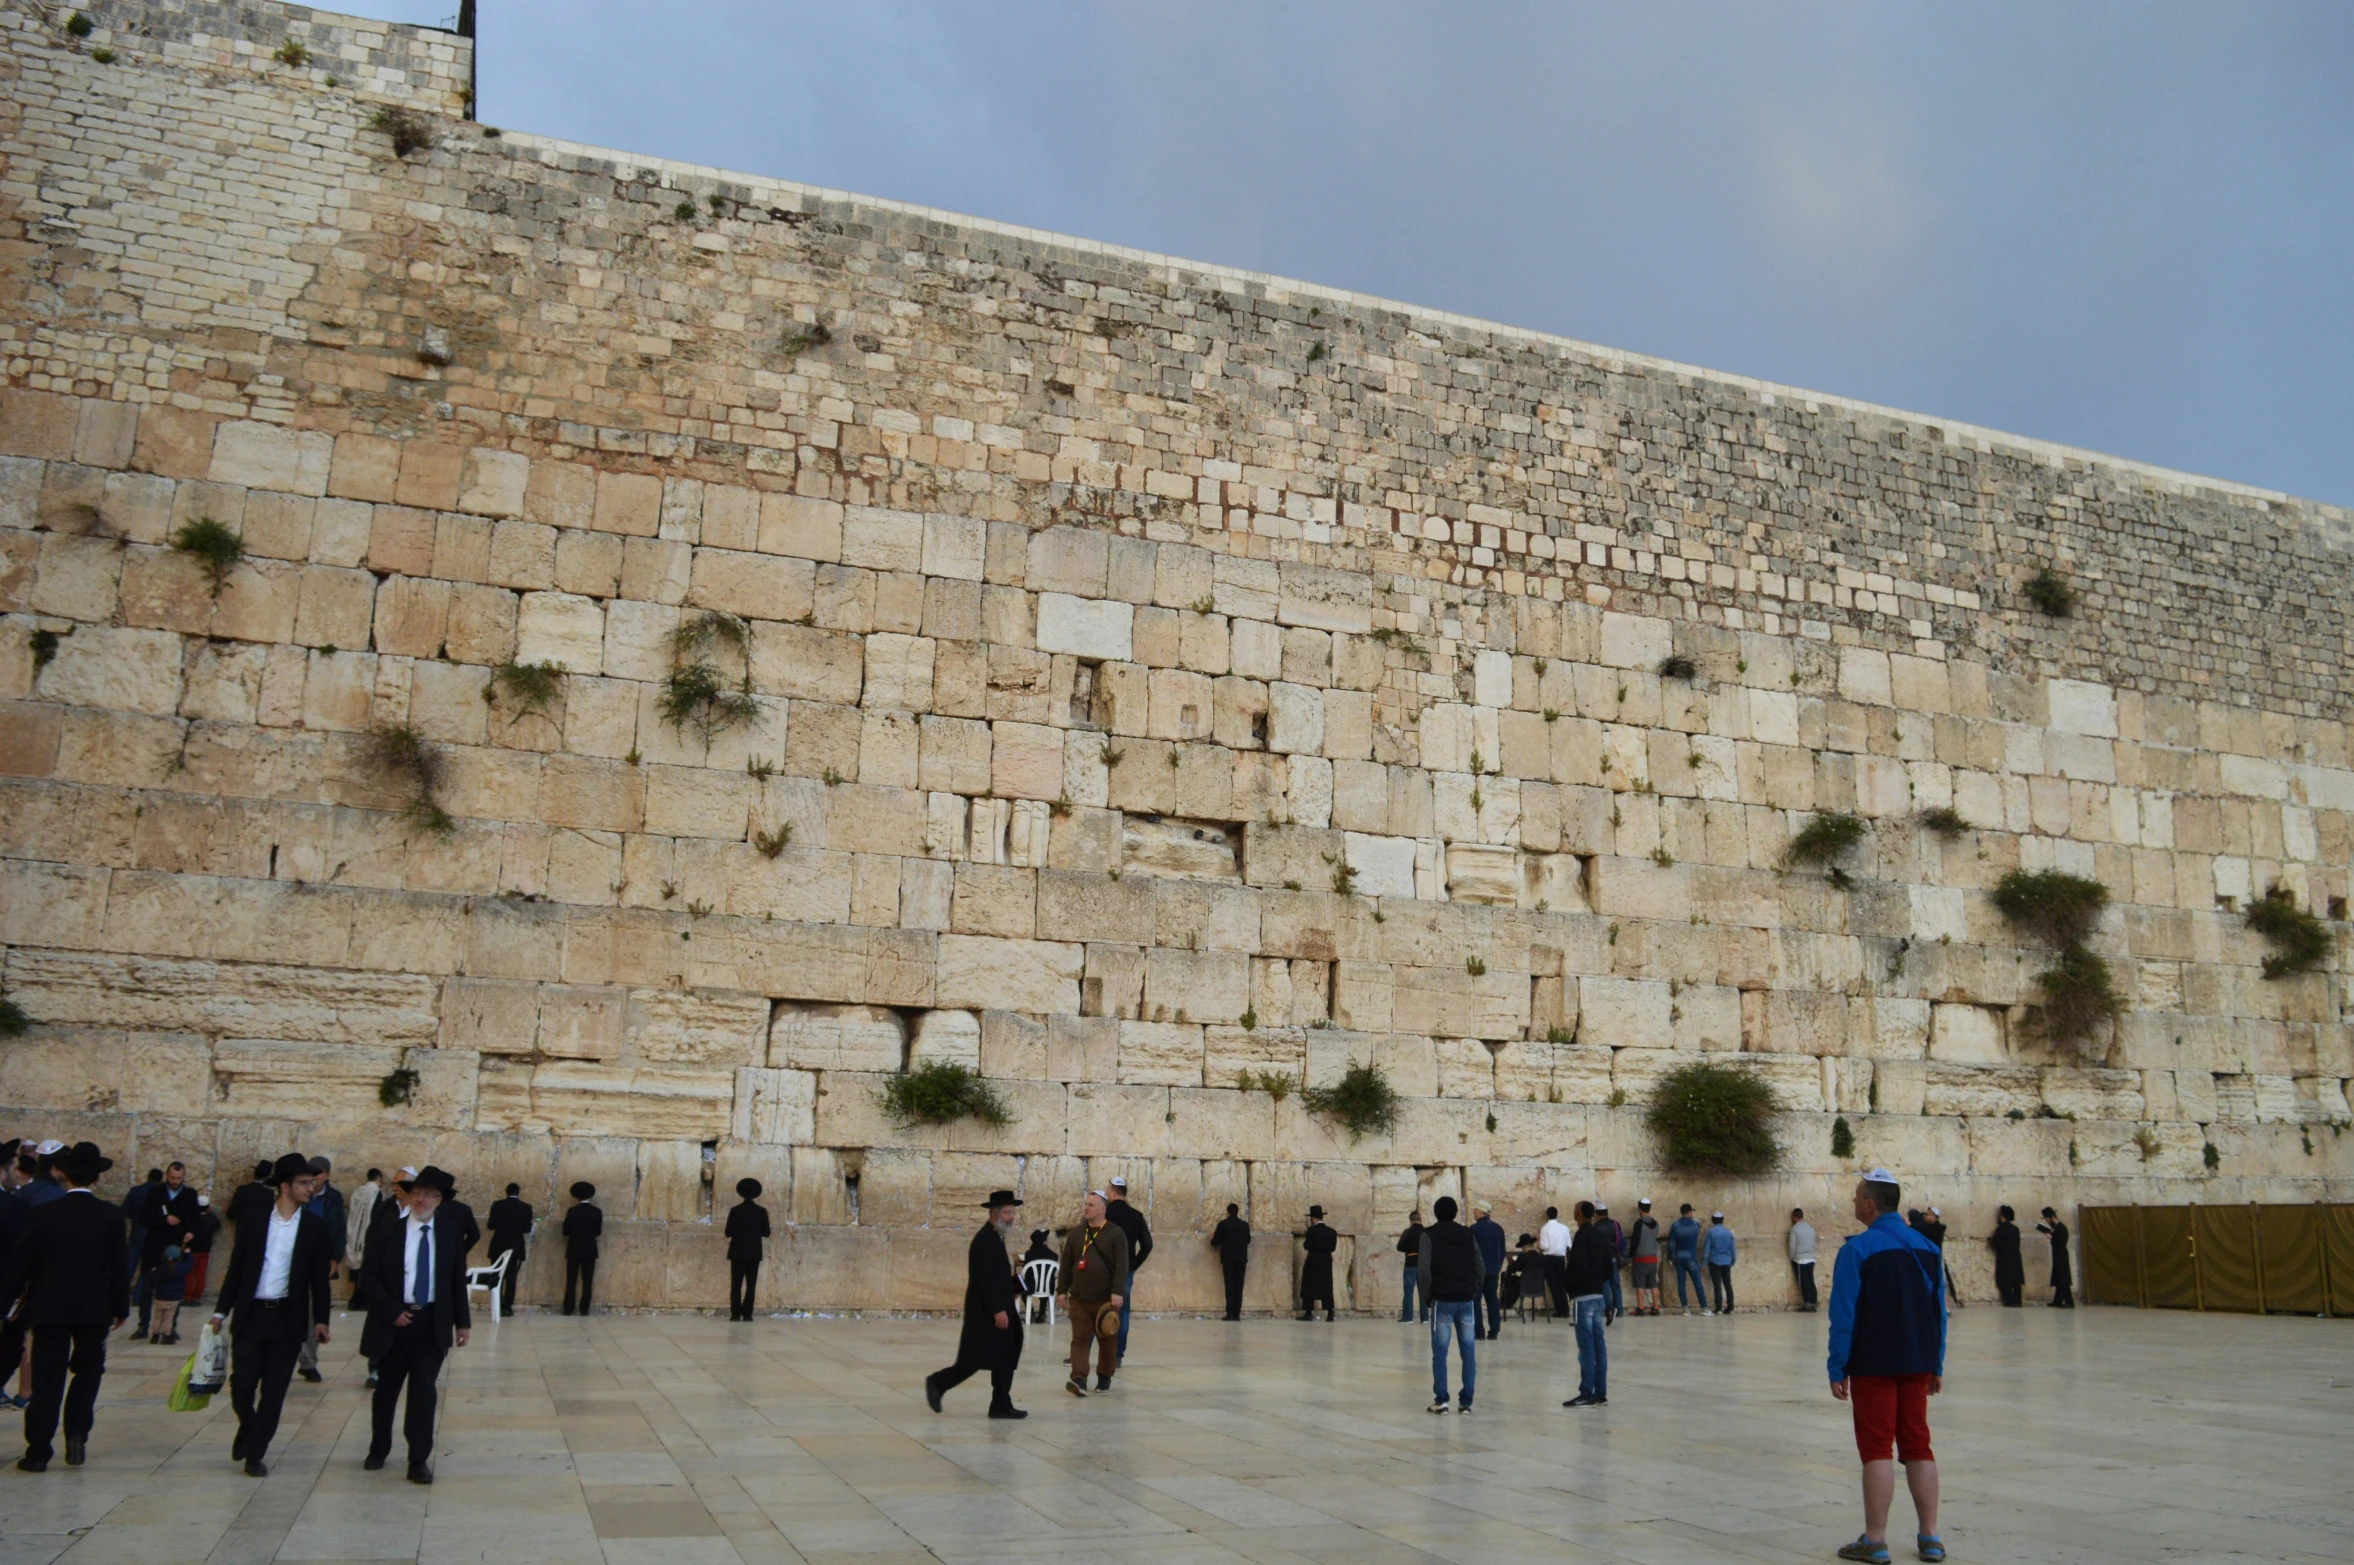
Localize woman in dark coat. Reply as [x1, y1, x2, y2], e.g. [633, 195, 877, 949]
[1988, 1206, 2025, 1306]
[1297, 1206, 1338, 1321]
[724, 1178, 771, 1321]
[2036, 1207, 2075, 1307]
[924, 1192, 1026, 1419]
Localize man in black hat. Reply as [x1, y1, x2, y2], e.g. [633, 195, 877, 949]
[210, 1152, 334, 1476]
[353, 1166, 470, 1484]
[725, 1178, 771, 1321]
[1298, 1206, 1338, 1321]
[561, 1182, 602, 1316]
[924, 1190, 1026, 1418]
[1210, 1202, 1250, 1320]
[486, 1183, 533, 1316]
[0, 1142, 128, 1471]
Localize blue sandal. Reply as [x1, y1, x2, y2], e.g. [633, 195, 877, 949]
[1916, 1537, 1945, 1562]
[1837, 1539, 1891, 1564]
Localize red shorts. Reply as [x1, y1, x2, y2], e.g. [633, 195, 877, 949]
[1849, 1373, 1935, 1464]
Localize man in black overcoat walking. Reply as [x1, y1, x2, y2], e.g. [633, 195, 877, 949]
[0, 1143, 128, 1471]
[923, 1190, 1026, 1419]
[353, 1165, 471, 1484]
[1298, 1206, 1338, 1321]
[1210, 1202, 1250, 1320]
[209, 1152, 334, 1477]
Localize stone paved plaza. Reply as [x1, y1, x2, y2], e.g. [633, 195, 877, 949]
[0, 1304, 2344, 1565]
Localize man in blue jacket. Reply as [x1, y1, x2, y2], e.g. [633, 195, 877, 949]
[1826, 1169, 1946, 1565]
[1665, 1205, 1705, 1314]
[1703, 1211, 1738, 1314]
[1468, 1201, 1507, 1340]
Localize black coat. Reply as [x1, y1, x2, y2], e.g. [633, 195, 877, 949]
[226, 1180, 274, 1233]
[443, 1199, 481, 1259]
[562, 1201, 603, 1259]
[1106, 1198, 1153, 1272]
[1300, 1222, 1338, 1297]
[724, 1200, 770, 1262]
[212, 1204, 335, 1338]
[956, 1220, 1022, 1370]
[0, 1191, 130, 1327]
[487, 1197, 534, 1244]
[1988, 1221, 2025, 1291]
[143, 1185, 199, 1265]
[354, 1210, 474, 1356]
[2038, 1220, 2073, 1286]
[1211, 1215, 1251, 1269]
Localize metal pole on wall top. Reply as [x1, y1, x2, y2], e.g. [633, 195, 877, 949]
[458, 0, 477, 120]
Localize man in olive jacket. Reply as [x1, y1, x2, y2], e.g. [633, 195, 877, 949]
[925, 1191, 1026, 1418]
[1055, 1191, 1129, 1396]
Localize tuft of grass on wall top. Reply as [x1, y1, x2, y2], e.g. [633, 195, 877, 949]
[1301, 1062, 1399, 1143]
[881, 1061, 1011, 1128]
[1647, 1059, 1781, 1176]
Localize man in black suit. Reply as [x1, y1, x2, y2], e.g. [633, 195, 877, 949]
[209, 1153, 334, 1477]
[560, 1182, 602, 1316]
[136, 1164, 198, 1340]
[923, 1190, 1025, 1419]
[353, 1165, 470, 1484]
[724, 1178, 771, 1321]
[485, 1183, 532, 1315]
[1210, 1203, 1251, 1320]
[0, 1143, 129, 1471]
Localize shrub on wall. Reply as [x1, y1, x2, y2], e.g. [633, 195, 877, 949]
[1301, 1062, 1400, 1142]
[1786, 812, 1867, 870]
[1647, 1060, 1781, 1176]
[881, 1062, 1011, 1128]
[1993, 869, 2123, 1053]
[2246, 889, 2329, 978]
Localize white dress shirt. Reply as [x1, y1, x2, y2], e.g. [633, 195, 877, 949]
[401, 1214, 439, 1308]
[257, 1206, 301, 1300]
[1538, 1218, 1571, 1257]
[1788, 1220, 1818, 1265]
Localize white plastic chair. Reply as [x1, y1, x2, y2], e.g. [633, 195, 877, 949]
[1020, 1259, 1058, 1326]
[464, 1249, 512, 1321]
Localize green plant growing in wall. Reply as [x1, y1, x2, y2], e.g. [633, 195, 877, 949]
[89, 46, 115, 62]
[880, 1061, 1011, 1128]
[2027, 943, 2125, 1051]
[752, 824, 793, 859]
[66, 11, 93, 37]
[1236, 1069, 1293, 1101]
[1831, 1115, 1856, 1158]
[1647, 1059, 1781, 1176]
[29, 628, 64, 672]
[780, 320, 832, 356]
[2024, 566, 2077, 617]
[2203, 1140, 2221, 1171]
[492, 660, 563, 716]
[362, 724, 454, 834]
[1465, 956, 1486, 977]
[0, 993, 29, 1038]
[172, 517, 243, 595]
[369, 105, 436, 157]
[1917, 806, 1969, 838]
[378, 1065, 420, 1108]
[1301, 1062, 1400, 1143]
[660, 665, 759, 747]
[1786, 811, 1867, 868]
[1993, 869, 2110, 946]
[2245, 888, 2329, 978]
[273, 38, 311, 66]
[1658, 654, 1697, 680]
[2132, 1125, 2161, 1161]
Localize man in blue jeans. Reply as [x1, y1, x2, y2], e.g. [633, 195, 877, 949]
[1394, 1211, 1426, 1323]
[1561, 1201, 1614, 1407]
[1469, 1201, 1507, 1339]
[1667, 1204, 1706, 1314]
[1417, 1197, 1481, 1414]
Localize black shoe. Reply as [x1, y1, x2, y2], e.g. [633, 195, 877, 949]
[129, 1326, 148, 1341]
[244, 1457, 268, 1478]
[298, 1367, 322, 1384]
[1095, 1375, 1112, 1391]
[364, 1451, 387, 1471]
[924, 1375, 944, 1414]
[1065, 1378, 1087, 1398]
[63, 1438, 84, 1467]
[407, 1462, 434, 1485]
[365, 1373, 378, 1388]
[988, 1403, 1029, 1420]
[1592, 1396, 1608, 1406]
[231, 1430, 248, 1462]
[16, 1454, 45, 1472]
[561, 1307, 573, 1316]
[1564, 1395, 1595, 1408]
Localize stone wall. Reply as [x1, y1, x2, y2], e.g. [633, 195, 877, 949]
[1, 2, 2348, 1313]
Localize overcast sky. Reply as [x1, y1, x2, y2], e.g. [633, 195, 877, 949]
[367, 2, 2354, 507]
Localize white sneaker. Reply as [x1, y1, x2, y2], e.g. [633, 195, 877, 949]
[1456, 1401, 1473, 1416]
[1427, 1397, 1450, 1414]
[1702, 1309, 1715, 1317]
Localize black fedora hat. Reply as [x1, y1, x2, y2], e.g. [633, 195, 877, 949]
[570, 1181, 595, 1199]
[269, 1152, 312, 1185]
[1306, 1205, 1325, 1220]
[982, 1189, 1022, 1208]
[736, 1177, 763, 1199]
[62, 1142, 112, 1184]
[411, 1165, 456, 1197]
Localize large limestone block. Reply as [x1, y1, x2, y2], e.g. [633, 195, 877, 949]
[768, 1003, 905, 1072]
[2046, 678, 2119, 738]
[1873, 1060, 1927, 1117]
[731, 922, 934, 1008]
[864, 632, 935, 712]
[732, 1066, 818, 1144]
[1580, 977, 1672, 1050]
[1920, 1063, 2041, 1117]
[1124, 816, 1241, 881]
[1118, 1020, 1206, 1086]
[1143, 947, 1249, 1025]
[1065, 1083, 1171, 1157]
[37, 626, 182, 715]
[1929, 1002, 2007, 1065]
[1277, 562, 1372, 634]
[515, 592, 605, 674]
[531, 1062, 736, 1139]
[990, 721, 1065, 801]
[1204, 1023, 1307, 1088]
[1674, 984, 1743, 1052]
[1587, 856, 1691, 920]
[627, 989, 766, 1066]
[1035, 870, 1156, 947]
[1344, 832, 1417, 899]
[910, 1008, 983, 1068]
[210, 421, 331, 496]
[6, 949, 438, 1046]
[1036, 592, 1134, 661]
[212, 1038, 403, 1118]
[935, 935, 1082, 1013]
[950, 863, 1036, 938]
[2039, 1066, 2145, 1120]
[0, 1032, 210, 1116]
[1389, 963, 1529, 1041]
[1445, 842, 1518, 905]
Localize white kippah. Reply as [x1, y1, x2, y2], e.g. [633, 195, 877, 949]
[1863, 1168, 1896, 1184]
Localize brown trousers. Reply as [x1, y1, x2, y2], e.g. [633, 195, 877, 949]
[1067, 1298, 1119, 1381]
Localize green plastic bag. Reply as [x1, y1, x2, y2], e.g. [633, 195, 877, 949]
[167, 1352, 210, 1412]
